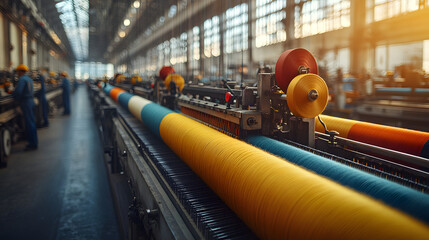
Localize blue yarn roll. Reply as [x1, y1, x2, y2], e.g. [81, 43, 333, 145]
[376, 87, 412, 93]
[415, 88, 429, 93]
[118, 92, 133, 110]
[246, 135, 429, 224]
[140, 103, 173, 138]
[104, 84, 113, 94]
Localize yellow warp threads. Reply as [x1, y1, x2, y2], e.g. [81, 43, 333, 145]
[159, 113, 429, 239]
[316, 114, 358, 137]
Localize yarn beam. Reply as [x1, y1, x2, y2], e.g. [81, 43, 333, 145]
[316, 115, 429, 159]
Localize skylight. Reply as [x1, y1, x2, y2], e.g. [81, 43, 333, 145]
[55, 0, 89, 60]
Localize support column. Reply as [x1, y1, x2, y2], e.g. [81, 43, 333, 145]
[218, 10, 225, 77]
[199, 22, 205, 76]
[248, 0, 254, 76]
[350, 0, 367, 75]
[186, 30, 191, 77]
[284, 0, 296, 49]
[0, 13, 6, 69]
[385, 44, 389, 72]
[5, 17, 11, 70]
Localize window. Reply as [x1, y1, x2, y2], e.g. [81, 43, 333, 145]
[190, 26, 200, 70]
[255, 0, 286, 48]
[224, 3, 248, 53]
[157, 41, 170, 68]
[170, 33, 187, 65]
[294, 0, 350, 38]
[204, 16, 220, 57]
[366, 0, 425, 23]
[75, 62, 114, 79]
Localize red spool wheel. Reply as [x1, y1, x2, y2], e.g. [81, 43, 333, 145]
[275, 48, 318, 92]
[159, 66, 175, 80]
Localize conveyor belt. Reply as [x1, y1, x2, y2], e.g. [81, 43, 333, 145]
[115, 107, 257, 239]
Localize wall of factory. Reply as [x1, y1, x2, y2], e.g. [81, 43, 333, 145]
[0, 13, 5, 69]
[30, 38, 37, 69]
[115, 0, 429, 82]
[9, 22, 20, 69]
[375, 42, 424, 74]
[0, 11, 70, 73]
[424, 40, 429, 72]
[22, 32, 28, 66]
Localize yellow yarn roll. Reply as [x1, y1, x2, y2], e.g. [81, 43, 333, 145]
[286, 74, 328, 118]
[160, 113, 429, 239]
[316, 114, 358, 137]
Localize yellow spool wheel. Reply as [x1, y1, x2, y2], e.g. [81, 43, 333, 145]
[286, 73, 328, 118]
[165, 73, 185, 92]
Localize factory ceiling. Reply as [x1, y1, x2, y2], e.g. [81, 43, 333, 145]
[87, 0, 132, 62]
[32, 0, 75, 61]
[54, 0, 89, 61]
[39, 0, 178, 62]
[39, 0, 131, 62]
[105, 0, 177, 61]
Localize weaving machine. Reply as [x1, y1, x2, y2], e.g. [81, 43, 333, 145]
[0, 73, 62, 167]
[91, 48, 429, 240]
[354, 87, 429, 130]
[178, 49, 429, 188]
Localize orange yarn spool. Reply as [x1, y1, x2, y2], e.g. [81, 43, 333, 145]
[110, 88, 125, 102]
[349, 122, 429, 157]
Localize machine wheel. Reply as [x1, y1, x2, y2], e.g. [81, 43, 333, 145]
[2, 128, 12, 157]
[48, 101, 57, 116]
[0, 127, 11, 167]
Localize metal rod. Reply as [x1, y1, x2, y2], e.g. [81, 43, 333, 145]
[316, 132, 429, 170]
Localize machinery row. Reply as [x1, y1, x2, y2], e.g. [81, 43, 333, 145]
[0, 69, 67, 167]
[89, 48, 429, 239]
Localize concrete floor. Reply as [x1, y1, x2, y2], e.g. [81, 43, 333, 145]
[0, 86, 120, 240]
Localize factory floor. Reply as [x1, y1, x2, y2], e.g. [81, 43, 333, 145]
[0, 86, 120, 240]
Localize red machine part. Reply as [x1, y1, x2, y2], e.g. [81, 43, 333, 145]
[275, 48, 318, 92]
[225, 92, 232, 103]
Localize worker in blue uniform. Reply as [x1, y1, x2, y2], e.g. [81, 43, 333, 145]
[60, 72, 71, 115]
[36, 68, 49, 127]
[13, 64, 38, 150]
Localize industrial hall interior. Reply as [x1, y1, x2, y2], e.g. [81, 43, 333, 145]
[1, 0, 429, 239]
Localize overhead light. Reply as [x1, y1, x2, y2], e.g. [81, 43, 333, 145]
[119, 31, 126, 38]
[124, 19, 130, 26]
[133, 1, 140, 8]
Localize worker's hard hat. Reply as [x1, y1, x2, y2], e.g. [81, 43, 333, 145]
[16, 64, 29, 72]
[131, 75, 142, 84]
[116, 74, 125, 83]
[50, 72, 56, 77]
[60, 72, 68, 77]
